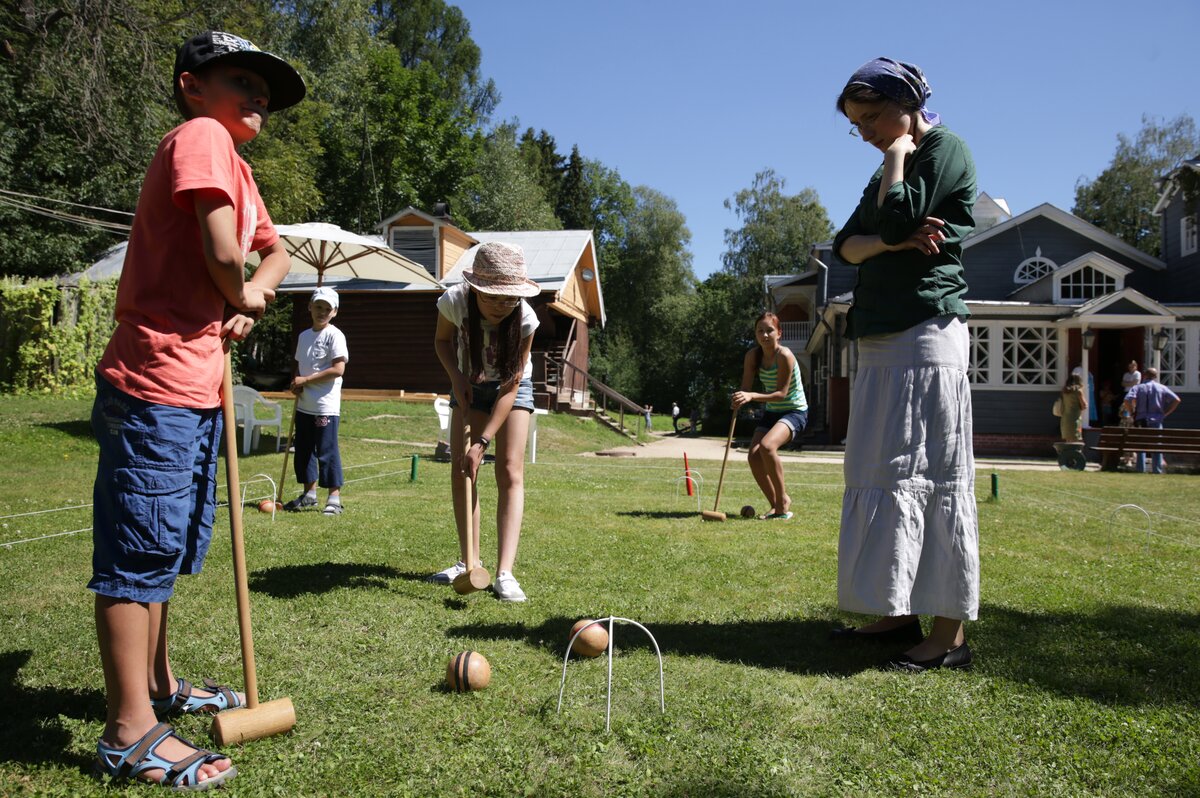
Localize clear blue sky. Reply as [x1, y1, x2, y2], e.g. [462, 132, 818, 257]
[452, 0, 1199, 279]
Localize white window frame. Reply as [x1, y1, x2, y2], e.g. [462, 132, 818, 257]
[1182, 214, 1198, 257]
[1013, 254, 1056, 284]
[1054, 265, 1118, 304]
[1158, 326, 1187, 389]
[967, 321, 1064, 390]
[968, 325, 991, 385]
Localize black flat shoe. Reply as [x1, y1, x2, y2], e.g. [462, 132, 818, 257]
[888, 642, 973, 672]
[830, 619, 923, 645]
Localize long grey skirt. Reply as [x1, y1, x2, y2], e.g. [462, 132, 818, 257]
[838, 315, 979, 620]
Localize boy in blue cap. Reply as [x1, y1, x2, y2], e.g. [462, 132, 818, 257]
[90, 31, 304, 789]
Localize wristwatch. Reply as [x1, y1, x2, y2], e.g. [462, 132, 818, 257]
[477, 436, 490, 451]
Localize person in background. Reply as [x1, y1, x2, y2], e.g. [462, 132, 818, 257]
[1059, 373, 1088, 442]
[1123, 366, 1181, 474]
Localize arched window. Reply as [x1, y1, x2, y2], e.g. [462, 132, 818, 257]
[1014, 247, 1056, 284]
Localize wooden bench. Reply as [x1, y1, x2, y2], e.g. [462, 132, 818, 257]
[1090, 426, 1200, 472]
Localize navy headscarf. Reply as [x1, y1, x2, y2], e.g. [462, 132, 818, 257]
[842, 57, 940, 126]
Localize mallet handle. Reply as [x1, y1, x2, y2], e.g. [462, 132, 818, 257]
[221, 350, 260, 709]
[712, 413, 737, 513]
[463, 420, 474, 569]
[276, 395, 298, 503]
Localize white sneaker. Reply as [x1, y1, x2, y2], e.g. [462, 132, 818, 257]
[493, 571, 527, 603]
[425, 561, 466, 584]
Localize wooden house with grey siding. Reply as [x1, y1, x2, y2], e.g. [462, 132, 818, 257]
[279, 207, 604, 410]
[770, 190, 1199, 456]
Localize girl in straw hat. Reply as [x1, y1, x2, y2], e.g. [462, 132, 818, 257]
[428, 242, 541, 602]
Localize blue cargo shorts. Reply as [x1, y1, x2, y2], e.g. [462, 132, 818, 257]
[89, 375, 222, 603]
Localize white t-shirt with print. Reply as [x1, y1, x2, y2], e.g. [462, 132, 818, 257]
[436, 283, 538, 381]
[295, 325, 349, 415]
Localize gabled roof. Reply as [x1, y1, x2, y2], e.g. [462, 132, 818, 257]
[1007, 251, 1133, 300]
[376, 206, 449, 229]
[963, 202, 1165, 271]
[445, 230, 605, 325]
[1070, 287, 1175, 321]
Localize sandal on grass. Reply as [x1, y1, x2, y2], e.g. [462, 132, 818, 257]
[763, 511, 794, 520]
[94, 721, 236, 791]
[151, 678, 244, 717]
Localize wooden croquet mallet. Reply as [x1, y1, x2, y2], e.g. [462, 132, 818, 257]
[701, 413, 738, 522]
[212, 350, 296, 746]
[275, 395, 298, 506]
[453, 420, 491, 594]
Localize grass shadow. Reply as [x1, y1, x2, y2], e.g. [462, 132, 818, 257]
[248, 562, 404, 598]
[615, 511, 698, 520]
[37, 419, 95, 441]
[448, 601, 1200, 706]
[444, 617, 880, 676]
[0, 650, 104, 769]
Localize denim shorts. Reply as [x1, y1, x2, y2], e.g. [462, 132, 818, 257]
[449, 378, 535, 414]
[757, 408, 808, 444]
[89, 375, 222, 603]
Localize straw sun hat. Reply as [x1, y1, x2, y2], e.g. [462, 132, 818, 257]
[461, 242, 540, 298]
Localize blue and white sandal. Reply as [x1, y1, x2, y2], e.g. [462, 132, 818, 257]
[94, 722, 236, 790]
[151, 678, 244, 717]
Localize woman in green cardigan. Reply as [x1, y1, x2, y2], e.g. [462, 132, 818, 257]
[828, 58, 979, 671]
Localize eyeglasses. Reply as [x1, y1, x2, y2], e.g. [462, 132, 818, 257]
[847, 102, 896, 137]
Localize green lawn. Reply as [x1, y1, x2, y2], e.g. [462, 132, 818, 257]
[1, 395, 1198, 797]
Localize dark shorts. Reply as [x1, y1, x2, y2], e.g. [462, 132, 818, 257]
[756, 408, 808, 444]
[294, 411, 342, 488]
[449, 378, 535, 414]
[89, 375, 222, 603]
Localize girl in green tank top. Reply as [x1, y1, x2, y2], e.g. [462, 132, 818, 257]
[731, 312, 808, 520]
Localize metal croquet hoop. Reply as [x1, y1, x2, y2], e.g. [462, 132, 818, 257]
[673, 471, 704, 511]
[557, 616, 665, 732]
[1111, 503, 1153, 555]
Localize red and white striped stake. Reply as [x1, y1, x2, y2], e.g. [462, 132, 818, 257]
[683, 453, 693, 497]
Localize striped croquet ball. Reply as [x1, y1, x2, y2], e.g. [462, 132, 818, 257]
[446, 651, 491, 692]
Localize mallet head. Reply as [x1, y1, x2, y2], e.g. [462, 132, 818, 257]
[452, 566, 491, 595]
[210, 697, 296, 746]
[701, 510, 727, 522]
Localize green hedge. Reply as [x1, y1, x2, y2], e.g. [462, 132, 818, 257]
[0, 278, 117, 394]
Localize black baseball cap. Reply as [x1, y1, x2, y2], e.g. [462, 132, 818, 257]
[174, 31, 306, 112]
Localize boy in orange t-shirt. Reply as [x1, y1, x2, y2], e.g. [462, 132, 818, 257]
[90, 31, 304, 790]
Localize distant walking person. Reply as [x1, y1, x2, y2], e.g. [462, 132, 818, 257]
[672, 401, 681, 433]
[828, 57, 979, 672]
[1123, 367, 1181, 474]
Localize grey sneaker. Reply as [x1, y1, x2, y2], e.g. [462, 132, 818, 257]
[283, 494, 318, 512]
[493, 571, 527, 603]
[425, 561, 466, 584]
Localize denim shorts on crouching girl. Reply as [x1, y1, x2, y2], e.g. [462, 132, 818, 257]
[88, 375, 222, 603]
[449, 378, 535, 413]
[757, 408, 808, 444]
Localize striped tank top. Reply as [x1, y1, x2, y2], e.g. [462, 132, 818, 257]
[759, 353, 807, 412]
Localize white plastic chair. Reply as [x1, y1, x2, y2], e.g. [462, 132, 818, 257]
[433, 397, 451, 438]
[232, 385, 283, 455]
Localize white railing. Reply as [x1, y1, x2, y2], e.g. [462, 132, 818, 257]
[780, 321, 812, 343]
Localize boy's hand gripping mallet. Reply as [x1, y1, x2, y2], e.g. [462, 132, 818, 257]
[701, 413, 738, 522]
[212, 350, 297, 745]
[453, 420, 491, 594]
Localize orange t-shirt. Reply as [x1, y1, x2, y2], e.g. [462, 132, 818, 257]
[97, 117, 278, 408]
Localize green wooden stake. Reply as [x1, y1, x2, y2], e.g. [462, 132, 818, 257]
[991, 472, 999, 500]
[410, 454, 419, 482]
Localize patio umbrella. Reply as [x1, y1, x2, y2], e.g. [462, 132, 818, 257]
[255, 222, 442, 287]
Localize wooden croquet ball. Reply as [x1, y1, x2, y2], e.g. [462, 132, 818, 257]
[740, 505, 756, 519]
[446, 651, 491, 692]
[258, 499, 276, 513]
[570, 619, 609, 658]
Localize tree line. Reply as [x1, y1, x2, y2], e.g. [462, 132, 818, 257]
[3, 3, 1193, 416]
